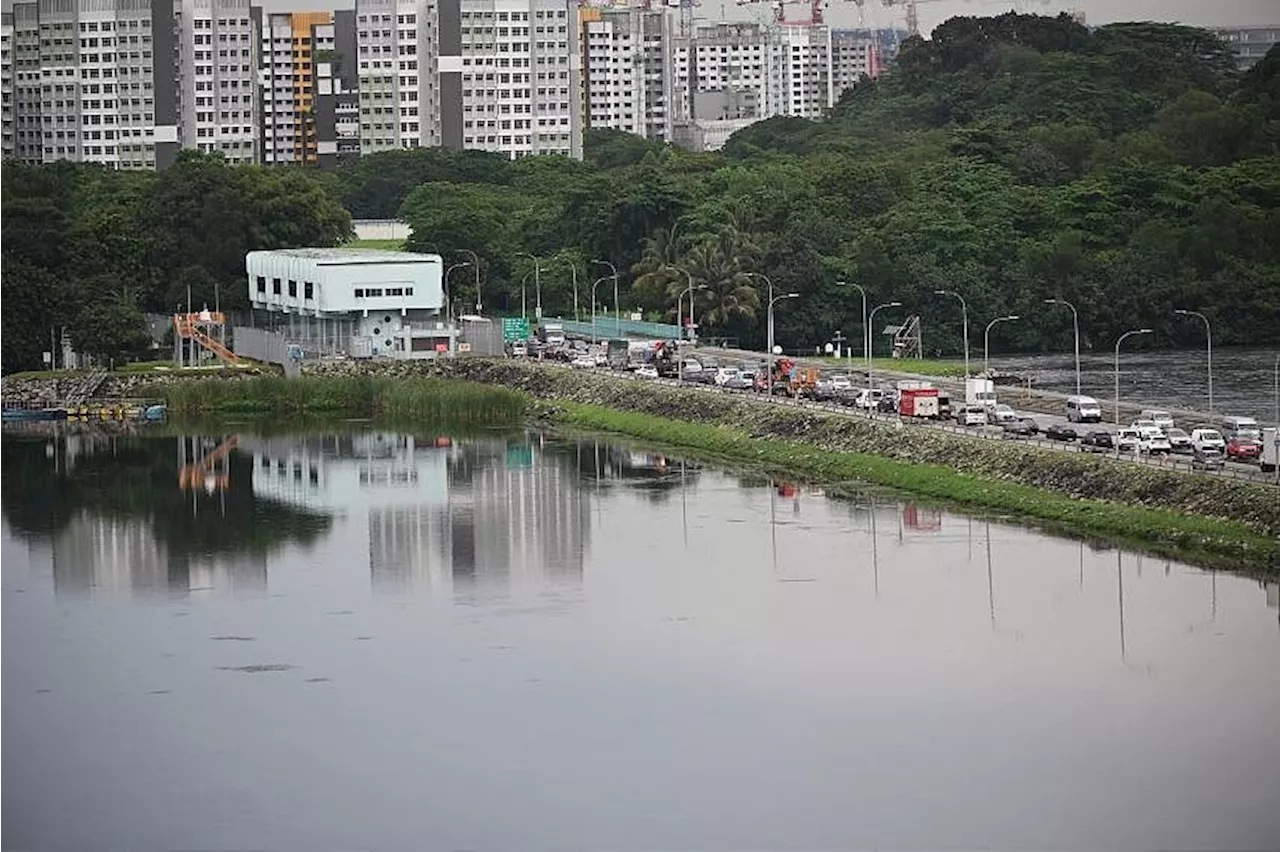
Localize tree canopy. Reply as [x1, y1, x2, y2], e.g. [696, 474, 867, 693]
[4, 15, 1277, 372]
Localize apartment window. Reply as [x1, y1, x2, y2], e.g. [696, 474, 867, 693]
[272, 278, 281, 295]
[304, 281, 314, 300]
[256, 276, 266, 293]
[287, 280, 297, 297]
[354, 288, 364, 298]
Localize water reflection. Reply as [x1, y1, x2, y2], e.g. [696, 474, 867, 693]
[4, 429, 1280, 850]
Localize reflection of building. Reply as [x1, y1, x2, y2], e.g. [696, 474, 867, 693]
[50, 512, 267, 599]
[241, 432, 592, 597]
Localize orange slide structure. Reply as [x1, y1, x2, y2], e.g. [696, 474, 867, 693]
[174, 311, 241, 364]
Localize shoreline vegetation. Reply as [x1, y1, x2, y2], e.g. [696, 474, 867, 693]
[133, 363, 1280, 575]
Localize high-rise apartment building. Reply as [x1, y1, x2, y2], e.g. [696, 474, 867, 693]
[1212, 25, 1279, 70]
[830, 28, 880, 100]
[581, 4, 674, 142]
[258, 9, 357, 165]
[8, 0, 180, 168]
[354, 0, 439, 152]
[435, 0, 582, 159]
[174, 0, 257, 163]
[776, 23, 828, 118]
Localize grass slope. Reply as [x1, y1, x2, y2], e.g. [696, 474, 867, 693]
[553, 401, 1279, 574]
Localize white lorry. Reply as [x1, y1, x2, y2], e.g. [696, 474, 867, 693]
[965, 377, 997, 411]
[1262, 427, 1279, 474]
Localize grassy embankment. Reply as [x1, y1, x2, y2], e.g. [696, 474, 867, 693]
[160, 375, 525, 424]
[343, 239, 406, 251]
[551, 401, 1280, 573]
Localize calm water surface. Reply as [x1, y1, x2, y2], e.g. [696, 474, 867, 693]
[3, 429, 1279, 851]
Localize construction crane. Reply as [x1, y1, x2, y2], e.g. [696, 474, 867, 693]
[882, 0, 1067, 38]
[734, 0, 864, 28]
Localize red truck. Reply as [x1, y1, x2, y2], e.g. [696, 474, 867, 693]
[899, 386, 940, 419]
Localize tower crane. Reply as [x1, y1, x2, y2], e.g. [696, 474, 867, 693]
[734, 0, 864, 28]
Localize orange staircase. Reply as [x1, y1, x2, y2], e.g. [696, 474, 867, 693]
[174, 311, 241, 364]
[179, 436, 239, 492]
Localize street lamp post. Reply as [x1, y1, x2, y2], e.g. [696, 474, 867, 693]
[520, 269, 535, 321]
[983, 314, 1020, 375]
[1044, 298, 1081, 396]
[836, 281, 868, 373]
[746, 272, 777, 357]
[590, 275, 608, 344]
[444, 261, 471, 325]
[767, 290, 800, 363]
[935, 289, 970, 378]
[457, 249, 481, 314]
[867, 301, 901, 399]
[1174, 309, 1213, 421]
[1114, 328, 1153, 424]
[516, 252, 543, 321]
[555, 257, 579, 322]
[676, 279, 707, 383]
[592, 259, 619, 335]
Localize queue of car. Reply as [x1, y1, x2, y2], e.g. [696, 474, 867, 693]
[514, 343, 1274, 471]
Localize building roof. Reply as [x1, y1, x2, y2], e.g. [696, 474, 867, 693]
[252, 247, 440, 265]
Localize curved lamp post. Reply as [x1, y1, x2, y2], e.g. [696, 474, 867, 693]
[515, 251, 544, 321]
[589, 275, 609, 344]
[745, 272, 777, 358]
[457, 249, 481, 314]
[768, 290, 799, 359]
[1044, 298, 1081, 396]
[677, 280, 707, 383]
[444, 261, 471, 325]
[592, 259, 619, 335]
[836, 280, 868, 375]
[1114, 328, 1152, 425]
[983, 314, 1020, 376]
[935, 289, 970, 378]
[867, 301, 901, 399]
[1174, 309, 1212, 421]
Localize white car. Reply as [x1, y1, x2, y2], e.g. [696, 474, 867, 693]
[1114, 428, 1143, 453]
[570, 356, 596, 370]
[955, 405, 988, 427]
[992, 404, 1018, 424]
[713, 367, 742, 386]
[829, 374, 853, 391]
[1164, 427, 1193, 453]
[680, 359, 703, 375]
[635, 364, 659, 379]
[1139, 409, 1176, 431]
[1140, 433, 1172, 454]
[1190, 428, 1226, 453]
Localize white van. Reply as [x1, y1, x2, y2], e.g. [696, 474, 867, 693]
[1221, 416, 1261, 440]
[955, 405, 988, 427]
[1139, 409, 1175, 431]
[1066, 395, 1103, 423]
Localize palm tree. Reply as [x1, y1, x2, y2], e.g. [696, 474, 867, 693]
[679, 227, 762, 328]
[630, 222, 683, 311]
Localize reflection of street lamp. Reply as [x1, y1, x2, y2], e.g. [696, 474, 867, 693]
[935, 289, 970, 378]
[444, 261, 471, 324]
[1044, 298, 1080, 395]
[983, 314, 1019, 375]
[866, 301, 901, 399]
[1113, 328, 1152, 424]
[1174, 309, 1212, 420]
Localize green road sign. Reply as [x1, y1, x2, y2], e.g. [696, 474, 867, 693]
[502, 317, 530, 342]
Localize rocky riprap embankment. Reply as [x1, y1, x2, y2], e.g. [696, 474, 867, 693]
[1, 369, 261, 407]
[412, 358, 1278, 540]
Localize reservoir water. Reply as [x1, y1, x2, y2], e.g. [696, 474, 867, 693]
[3, 429, 1279, 850]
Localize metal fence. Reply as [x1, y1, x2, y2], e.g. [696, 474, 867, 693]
[234, 327, 300, 378]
